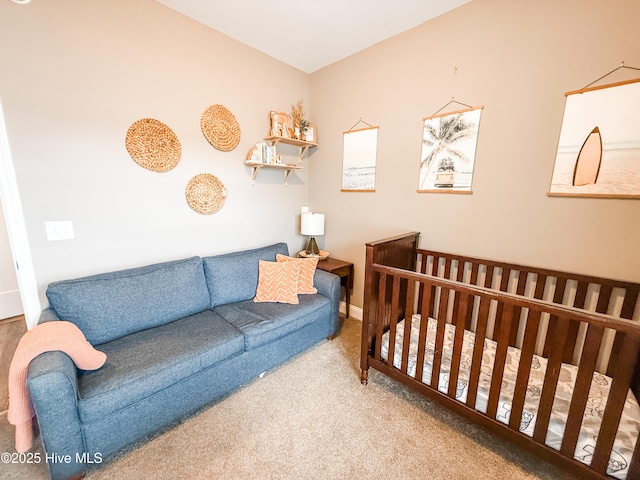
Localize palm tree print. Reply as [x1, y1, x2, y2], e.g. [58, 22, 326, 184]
[419, 112, 478, 190]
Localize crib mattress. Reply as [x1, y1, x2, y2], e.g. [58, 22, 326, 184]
[380, 314, 640, 479]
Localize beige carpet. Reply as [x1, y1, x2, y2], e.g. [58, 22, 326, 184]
[1, 317, 575, 480]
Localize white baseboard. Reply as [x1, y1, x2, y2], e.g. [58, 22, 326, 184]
[339, 302, 363, 321]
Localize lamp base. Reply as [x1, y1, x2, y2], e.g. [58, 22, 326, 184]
[305, 237, 319, 256]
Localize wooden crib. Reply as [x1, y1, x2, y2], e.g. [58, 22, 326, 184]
[360, 232, 640, 480]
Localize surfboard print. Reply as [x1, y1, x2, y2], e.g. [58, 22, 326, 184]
[572, 126, 602, 186]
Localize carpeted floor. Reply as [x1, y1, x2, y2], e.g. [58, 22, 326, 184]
[1, 317, 576, 480]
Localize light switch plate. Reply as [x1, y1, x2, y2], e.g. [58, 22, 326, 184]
[45, 221, 74, 241]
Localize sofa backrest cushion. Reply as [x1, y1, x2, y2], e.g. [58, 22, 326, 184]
[46, 256, 211, 345]
[203, 243, 289, 308]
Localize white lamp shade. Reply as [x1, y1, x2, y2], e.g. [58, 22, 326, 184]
[301, 213, 325, 236]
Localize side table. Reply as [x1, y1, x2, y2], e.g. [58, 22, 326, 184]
[316, 257, 354, 318]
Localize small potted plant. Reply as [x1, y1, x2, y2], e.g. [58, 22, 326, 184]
[299, 118, 310, 141]
[291, 100, 305, 139]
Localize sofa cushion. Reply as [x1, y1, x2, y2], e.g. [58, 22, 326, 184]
[203, 243, 289, 308]
[76, 310, 244, 423]
[46, 256, 211, 345]
[214, 294, 331, 350]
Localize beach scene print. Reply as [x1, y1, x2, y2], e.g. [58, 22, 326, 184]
[549, 79, 640, 197]
[342, 126, 378, 191]
[418, 107, 482, 192]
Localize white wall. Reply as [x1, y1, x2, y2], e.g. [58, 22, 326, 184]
[308, 0, 640, 308]
[0, 0, 312, 307]
[0, 200, 22, 320]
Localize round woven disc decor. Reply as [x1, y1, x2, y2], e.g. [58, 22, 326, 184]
[200, 104, 241, 152]
[185, 173, 227, 215]
[125, 118, 181, 172]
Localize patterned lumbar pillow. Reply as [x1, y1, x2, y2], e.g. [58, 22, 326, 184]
[254, 260, 300, 304]
[276, 254, 318, 294]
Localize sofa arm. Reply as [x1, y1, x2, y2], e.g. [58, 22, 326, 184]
[313, 269, 341, 335]
[27, 351, 86, 480]
[39, 307, 61, 323]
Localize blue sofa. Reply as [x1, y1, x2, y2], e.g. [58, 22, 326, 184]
[27, 243, 340, 480]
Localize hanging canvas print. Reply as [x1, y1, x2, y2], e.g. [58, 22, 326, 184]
[418, 106, 482, 193]
[549, 78, 640, 198]
[341, 126, 379, 192]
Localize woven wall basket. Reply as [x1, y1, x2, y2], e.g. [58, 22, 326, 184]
[200, 104, 241, 152]
[185, 173, 227, 215]
[125, 118, 181, 172]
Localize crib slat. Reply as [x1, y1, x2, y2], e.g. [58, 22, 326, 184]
[554, 276, 568, 304]
[443, 257, 452, 280]
[470, 263, 479, 286]
[560, 323, 604, 457]
[451, 283, 462, 331]
[419, 253, 428, 274]
[591, 332, 640, 474]
[456, 260, 465, 282]
[400, 279, 417, 375]
[416, 255, 428, 314]
[509, 308, 542, 431]
[448, 292, 469, 400]
[467, 296, 491, 410]
[387, 275, 402, 369]
[621, 285, 640, 320]
[492, 268, 513, 343]
[493, 300, 519, 347]
[506, 273, 528, 347]
[428, 255, 440, 317]
[534, 273, 548, 300]
[562, 281, 590, 363]
[534, 316, 571, 443]
[500, 268, 511, 292]
[375, 273, 388, 361]
[487, 303, 514, 419]
[628, 430, 640, 480]
[543, 277, 568, 357]
[596, 284, 613, 314]
[485, 265, 495, 289]
[431, 288, 450, 390]
[516, 271, 527, 296]
[415, 283, 433, 383]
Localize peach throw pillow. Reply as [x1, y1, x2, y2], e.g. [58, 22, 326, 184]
[254, 260, 300, 304]
[276, 254, 318, 294]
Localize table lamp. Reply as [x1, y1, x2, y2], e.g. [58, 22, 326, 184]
[301, 212, 325, 256]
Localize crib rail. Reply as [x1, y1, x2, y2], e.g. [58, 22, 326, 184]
[417, 250, 640, 363]
[363, 261, 640, 480]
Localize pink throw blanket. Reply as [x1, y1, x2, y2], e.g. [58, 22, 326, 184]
[7, 321, 107, 452]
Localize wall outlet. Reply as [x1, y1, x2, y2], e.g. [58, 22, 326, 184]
[301, 206, 309, 214]
[45, 221, 74, 241]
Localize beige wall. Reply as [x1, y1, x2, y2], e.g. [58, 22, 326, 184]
[1, 0, 639, 316]
[309, 0, 640, 310]
[0, 0, 311, 307]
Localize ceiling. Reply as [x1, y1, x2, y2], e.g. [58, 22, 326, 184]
[154, 0, 471, 73]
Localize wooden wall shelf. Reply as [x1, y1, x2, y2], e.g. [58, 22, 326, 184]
[245, 161, 302, 186]
[264, 136, 318, 162]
